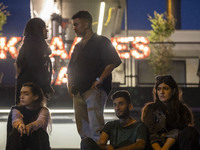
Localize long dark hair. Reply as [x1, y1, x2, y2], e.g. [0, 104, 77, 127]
[16, 18, 52, 78]
[23, 18, 46, 38]
[153, 75, 193, 126]
[154, 75, 181, 103]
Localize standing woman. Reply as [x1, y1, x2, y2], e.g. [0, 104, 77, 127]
[141, 75, 200, 150]
[15, 18, 53, 104]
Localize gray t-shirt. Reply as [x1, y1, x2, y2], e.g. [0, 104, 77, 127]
[102, 120, 148, 148]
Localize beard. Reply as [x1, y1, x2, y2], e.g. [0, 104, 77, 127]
[116, 108, 130, 119]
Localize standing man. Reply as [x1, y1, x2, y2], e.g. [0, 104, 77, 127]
[67, 10, 121, 142]
[81, 90, 149, 150]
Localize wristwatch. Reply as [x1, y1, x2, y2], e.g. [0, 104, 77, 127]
[96, 77, 103, 82]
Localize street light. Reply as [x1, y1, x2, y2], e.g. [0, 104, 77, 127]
[97, 1, 105, 35]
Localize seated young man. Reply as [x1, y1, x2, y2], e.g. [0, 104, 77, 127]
[81, 90, 148, 150]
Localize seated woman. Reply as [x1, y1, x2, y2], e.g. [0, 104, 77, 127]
[141, 75, 200, 150]
[6, 82, 52, 150]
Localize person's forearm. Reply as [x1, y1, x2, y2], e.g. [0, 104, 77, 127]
[99, 64, 116, 81]
[116, 145, 144, 150]
[161, 138, 176, 150]
[67, 74, 74, 96]
[116, 141, 146, 150]
[35, 108, 50, 129]
[12, 109, 24, 129]
[98, 144, 107, 150]
[152, 143, 161, 150]
[92, 64, 117, 89]
[67, 83, 73, 97]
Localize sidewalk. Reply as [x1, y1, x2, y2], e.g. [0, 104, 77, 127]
[0, 108, 117, 150]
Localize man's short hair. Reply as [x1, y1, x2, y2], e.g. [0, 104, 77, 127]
[72, 10, 92, 26]
[111, 90, 131, 104]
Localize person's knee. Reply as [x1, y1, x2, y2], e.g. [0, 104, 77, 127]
[178, 127, 200, 150]
[32, 128, 46, 134]
[81, 137, 94, 147]
[81, 137, 98, 150]
[31, 128, 49, 140]
[181, 126, 199, 138]
[8, 128, 20, 138]
[30, 128, 51, 150]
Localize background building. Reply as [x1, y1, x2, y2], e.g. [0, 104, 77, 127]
[0, 0, 200, 149]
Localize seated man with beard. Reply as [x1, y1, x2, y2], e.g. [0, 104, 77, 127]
[81, 90, 149, 150]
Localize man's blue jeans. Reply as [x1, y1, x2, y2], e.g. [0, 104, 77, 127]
[73, 88, 107, 142]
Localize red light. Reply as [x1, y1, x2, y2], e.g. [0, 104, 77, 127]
[0, 37, 21, 59]
[50, 37, 69, 59]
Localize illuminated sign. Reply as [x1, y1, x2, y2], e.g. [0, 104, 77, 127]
[0, 36, 150, 85]
[55, 67, 68, 85]
[0, 36, 150, 59]
[111, 36, 150, 59]
[0, 37, 21, 59]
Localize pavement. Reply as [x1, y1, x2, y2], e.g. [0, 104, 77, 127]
[0, 108, 118, 150]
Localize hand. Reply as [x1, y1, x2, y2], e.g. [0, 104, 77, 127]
[45, 86, 54, 98]
[154, 148, 161, 150]
[67, 85, 74, 98]
[25, 122, 39, 136]
[161, 148, 169, 150]
[92, 78, 103, 89]
[106, 144, 115, 150]
[152, 142, 162, 150]
[17, 124, 26, 137]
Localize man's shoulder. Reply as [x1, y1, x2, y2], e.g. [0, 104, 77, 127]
[106, 120, 120, 125]
[134, 121, 147, 128]
[104, 120, 120, 128]
[92, 33, 109, 41]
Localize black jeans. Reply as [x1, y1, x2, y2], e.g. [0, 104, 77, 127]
[81, 137, 101, 150]
[175, 126, 200, 150]
[6, 128, 51, 150]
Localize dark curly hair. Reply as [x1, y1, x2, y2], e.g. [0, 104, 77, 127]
[111, 90, 131, 104]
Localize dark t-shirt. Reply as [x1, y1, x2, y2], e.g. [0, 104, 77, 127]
[102, 120, 148, 148]
[67, 33, 121, 94]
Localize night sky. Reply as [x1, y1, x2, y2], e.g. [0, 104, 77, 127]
[1, 0, 200, 37]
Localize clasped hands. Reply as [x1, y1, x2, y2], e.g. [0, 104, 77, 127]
[17, 122, 39, 137]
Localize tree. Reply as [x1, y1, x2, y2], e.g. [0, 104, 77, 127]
[148, 11, 175, 75]
[0, 3, 10, 35]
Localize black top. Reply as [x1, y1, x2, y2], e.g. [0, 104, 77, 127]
[17, 36, 52, 87]
[142, 101, 193, 144]
[7, 106, 42, 137]
[67, 33, 121, 95]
